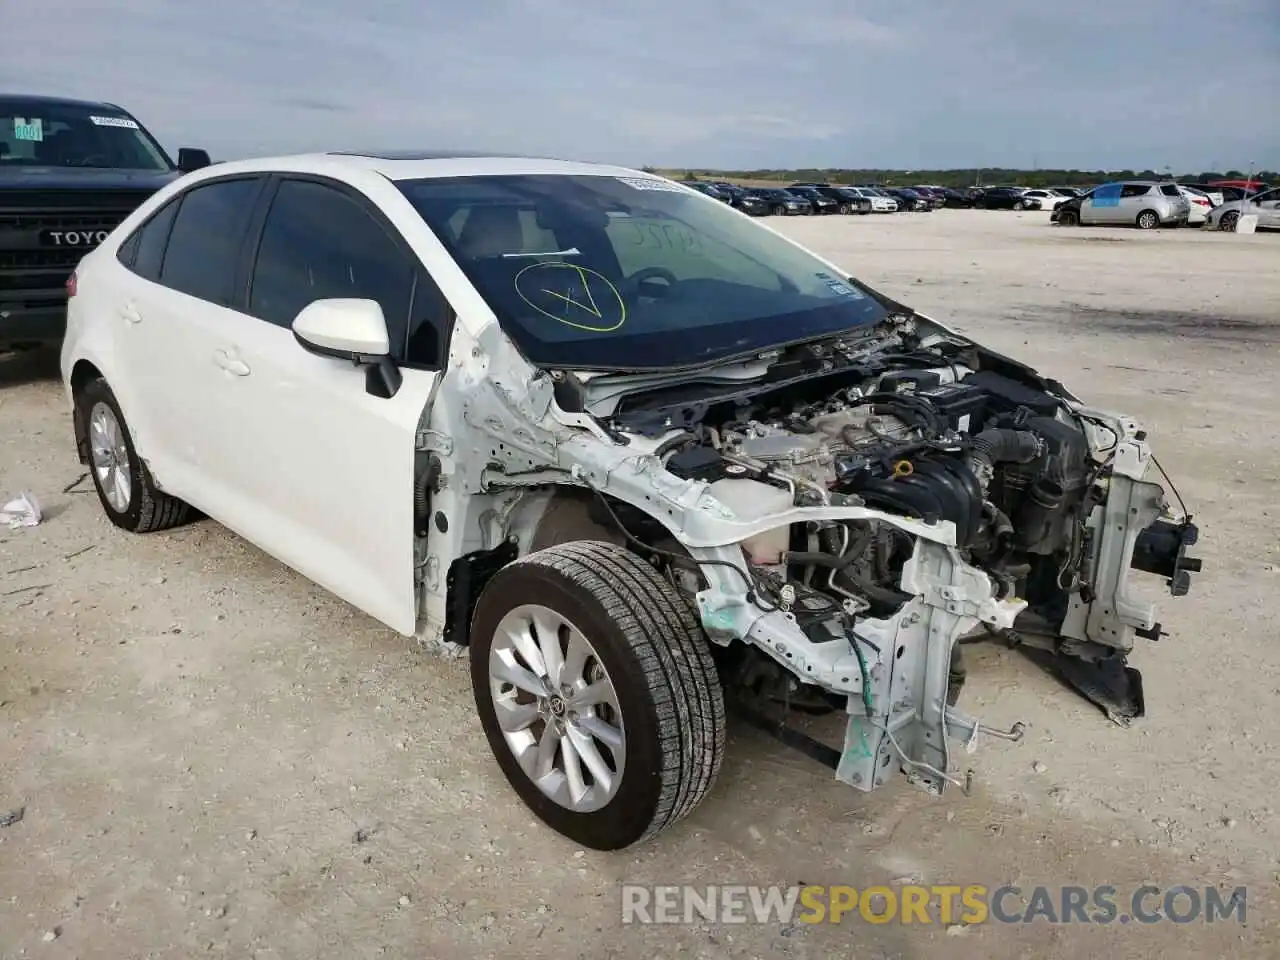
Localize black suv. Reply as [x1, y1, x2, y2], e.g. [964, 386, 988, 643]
[707, 182, 770, 216]
[1, 93, 211, 349]
[791, 183, 872, 214]
[784, 185, 839, 214]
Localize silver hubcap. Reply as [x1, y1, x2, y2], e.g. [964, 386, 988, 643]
[488, 604, 626, 813]
[88, 402, 132, 513]
[1140, 213, 1156, 228]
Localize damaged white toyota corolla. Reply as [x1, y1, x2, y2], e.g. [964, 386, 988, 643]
[61, 152, 1202, 850]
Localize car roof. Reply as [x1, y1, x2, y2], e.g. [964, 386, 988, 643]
[0, 92, 130, 112]
[177, 150, 655, 183]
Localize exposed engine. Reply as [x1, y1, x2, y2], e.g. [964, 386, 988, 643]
[618, 346, 1110, 638]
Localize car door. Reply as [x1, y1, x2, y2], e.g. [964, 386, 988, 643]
[199, 175, 449, 636]
[1083, 183, 1120, 224]
[111, 175, 268, 505]
[1250, 188, 1280, 227]
[1117, 183, 1151, 223]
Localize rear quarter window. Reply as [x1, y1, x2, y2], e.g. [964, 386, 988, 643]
[124, 199, 180, 281]
[1160, 184, 1181, 197]
[158, 177, 263, 306]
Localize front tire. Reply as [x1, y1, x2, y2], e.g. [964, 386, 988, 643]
[75, 378, 193, 533]
[1218, 210, 1240, 232]
[771, 204, 785, 216]
[1058, 208, 1079, 226]
[469, 541, 726, 850]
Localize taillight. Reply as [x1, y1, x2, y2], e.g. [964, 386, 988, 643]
[66, 271, 77, 298]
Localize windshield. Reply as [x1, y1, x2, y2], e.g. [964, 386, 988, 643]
[398, 174, 889, 371]
[0, 99, 172, 171]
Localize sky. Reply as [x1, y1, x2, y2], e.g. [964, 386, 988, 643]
[3, 0, 1277, 172]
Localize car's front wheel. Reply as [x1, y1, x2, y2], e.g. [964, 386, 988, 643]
[75, 378, 193, 533]
[1058, 208, 1080, 226]
[469, 540, 726, 850]
[1218, 210, 1240, 232]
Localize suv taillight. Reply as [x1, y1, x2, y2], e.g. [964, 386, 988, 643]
[66, 271, 77, 298]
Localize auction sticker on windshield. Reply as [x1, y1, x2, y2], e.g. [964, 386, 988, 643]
[616, 177, 687, 193]
[815, 272, 865, 299]
[12, 117, 43, 141]
[89, 115, 140, 128]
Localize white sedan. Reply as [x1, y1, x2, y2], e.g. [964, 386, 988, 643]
[1205, 186, 1280, 232]
[1176, 185, 1215, 225]
[1022, 189, 1070, 211]
[61, 151, 1200, 851]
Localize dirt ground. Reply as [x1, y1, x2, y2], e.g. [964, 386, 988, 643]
[2, 210, 1278, 959]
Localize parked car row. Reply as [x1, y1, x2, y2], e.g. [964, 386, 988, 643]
[685, 180, 982, 216]
[1049, 180, 1277, 231]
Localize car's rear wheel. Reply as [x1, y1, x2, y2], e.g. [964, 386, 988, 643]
[75, 378, 193, 533]
[1135, 210, 1160, 230]
[1218, 210, 1240, 232]
[469, 540, 726, 850]
[1058, 208, 1080, 227]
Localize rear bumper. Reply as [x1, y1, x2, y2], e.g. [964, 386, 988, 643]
[0, 303, 66, 346]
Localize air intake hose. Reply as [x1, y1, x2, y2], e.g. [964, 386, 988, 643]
[967, 428, 1043, 488]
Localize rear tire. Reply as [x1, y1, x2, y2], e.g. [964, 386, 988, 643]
[75, 378, 193, 533]
[1135, 210, 1160, 230]
[469, 540, 726, 850]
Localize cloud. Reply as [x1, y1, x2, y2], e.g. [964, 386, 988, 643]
[2, 0, 1276, 170]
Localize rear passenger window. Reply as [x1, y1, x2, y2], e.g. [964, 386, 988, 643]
[1120, 184, 1150, 198]
[1160, 184, 1181, 197]
[127, 199, 180, 282]
[159, 178, 263, 306]
[247, 179, 414, 351]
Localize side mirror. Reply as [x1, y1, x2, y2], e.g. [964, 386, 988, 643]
[176, 147, 212, 173]
[292, 298, 402, 398]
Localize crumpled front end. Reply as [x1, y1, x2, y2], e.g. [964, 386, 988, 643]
[461, 310, 1202, 798]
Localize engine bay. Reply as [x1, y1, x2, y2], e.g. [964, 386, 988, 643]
[585, 322, 1201, 720]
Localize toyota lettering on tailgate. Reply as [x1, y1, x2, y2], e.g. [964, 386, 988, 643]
[40, 229, 111, 248]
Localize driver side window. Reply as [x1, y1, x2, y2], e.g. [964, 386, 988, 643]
[247, 178, 415, 353]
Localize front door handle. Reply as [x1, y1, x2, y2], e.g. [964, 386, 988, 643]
[120, 302, 142, 325]
[213, 348, 251, 377]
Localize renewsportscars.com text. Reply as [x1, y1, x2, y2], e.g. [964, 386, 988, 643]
[620, 883, 1247, 926]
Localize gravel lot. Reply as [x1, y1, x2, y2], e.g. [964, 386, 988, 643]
[2, 210, 1278, 959]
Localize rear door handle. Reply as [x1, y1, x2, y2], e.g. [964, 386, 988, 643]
[213, 348, 251, 377]
[120, 302, 142, 324]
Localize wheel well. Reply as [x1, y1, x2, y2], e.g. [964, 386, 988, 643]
[69, 360, 104, 464]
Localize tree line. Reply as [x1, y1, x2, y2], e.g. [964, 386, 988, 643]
[643, 167, 1276, 188]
